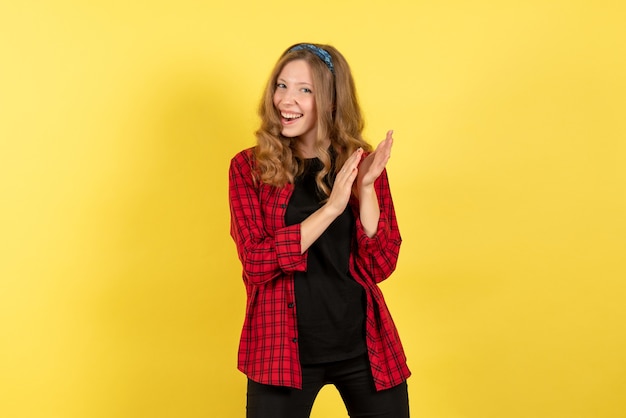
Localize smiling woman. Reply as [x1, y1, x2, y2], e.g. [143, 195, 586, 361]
[228, 43, 410, 418]
[253, 44, 370, 195]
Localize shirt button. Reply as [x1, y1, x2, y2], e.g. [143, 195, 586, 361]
[288, 303, 294, 308]
[280, 204, 287, 208]
[292, 338, 298, 343]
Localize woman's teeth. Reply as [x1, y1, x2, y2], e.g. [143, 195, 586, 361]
[282, 112, 303, 120]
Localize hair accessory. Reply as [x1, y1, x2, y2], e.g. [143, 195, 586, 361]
[287, 44, 334, 74]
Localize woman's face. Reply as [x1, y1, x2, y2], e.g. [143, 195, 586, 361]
[273, 59, 318, 145]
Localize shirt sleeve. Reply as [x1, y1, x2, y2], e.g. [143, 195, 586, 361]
[352, 168, 402, 284]
[229, 150, 308, 285]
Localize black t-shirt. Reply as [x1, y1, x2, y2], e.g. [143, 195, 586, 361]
[285, 158, 367, 364]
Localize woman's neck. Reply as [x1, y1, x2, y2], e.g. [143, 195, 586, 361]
[296, 137, 330, 159]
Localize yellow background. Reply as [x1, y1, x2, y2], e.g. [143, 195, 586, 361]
[1, 1, 624, 417]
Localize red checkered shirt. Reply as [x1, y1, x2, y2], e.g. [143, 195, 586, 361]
[229, 148, 410, 391]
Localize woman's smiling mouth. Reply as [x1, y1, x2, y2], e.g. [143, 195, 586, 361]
[281, 111, 303, 124]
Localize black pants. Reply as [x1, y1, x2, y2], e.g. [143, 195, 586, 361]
[246, 354, 409, 418]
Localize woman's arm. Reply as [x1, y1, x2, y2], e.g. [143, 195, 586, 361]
[300, 147, 364, 253]
[353, 168, 402, 284]
[229, 150, 307, 285]
[353, 131, 402, 283]
[357, 131, 393, 237]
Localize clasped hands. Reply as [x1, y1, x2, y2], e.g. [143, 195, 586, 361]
[325, 130, 394, 215]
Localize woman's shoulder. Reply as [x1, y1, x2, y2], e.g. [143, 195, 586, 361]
[232, 146, 256, 162]
[229, 147, 261, 184]
[230, 146, 258, 169]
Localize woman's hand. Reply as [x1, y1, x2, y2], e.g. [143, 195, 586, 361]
[300, 147, 363, 253]
[357, 130, 393, 192]
[357, 130, 394, 237]
[325, 147, 363, 216]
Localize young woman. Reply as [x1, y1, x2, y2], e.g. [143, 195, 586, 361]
[229, 43, 410, 418]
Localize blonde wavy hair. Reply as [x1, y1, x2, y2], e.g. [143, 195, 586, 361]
[254, 43, 372, 197]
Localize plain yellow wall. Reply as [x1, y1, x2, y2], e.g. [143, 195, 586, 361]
[1, 1, 625, 417]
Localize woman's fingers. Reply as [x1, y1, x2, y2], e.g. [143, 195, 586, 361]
[357, 131, 395, 188]
[338, 148, 363, 180]
[328, 148, 363, 212]
[380, 131, 393, 158]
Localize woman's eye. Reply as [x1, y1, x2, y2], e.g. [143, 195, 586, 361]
[276, 83, 286, 89]
[302, 88, 312, 93]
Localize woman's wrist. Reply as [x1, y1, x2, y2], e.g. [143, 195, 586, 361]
[358, 183, 375, 199]
[322, 200, 344, 219]
[358, 184, 380, 238]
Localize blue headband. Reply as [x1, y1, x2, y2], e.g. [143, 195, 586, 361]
[287, 44, 335, 74]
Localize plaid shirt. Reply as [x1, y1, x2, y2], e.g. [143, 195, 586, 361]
[229, 148, 410, 391]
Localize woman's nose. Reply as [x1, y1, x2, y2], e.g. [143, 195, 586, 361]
[282, 89, 297, 104]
